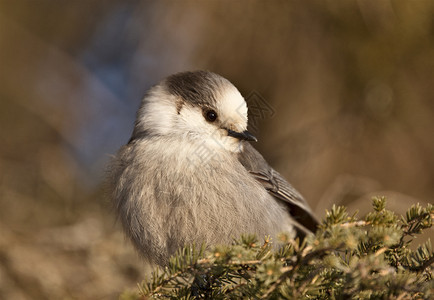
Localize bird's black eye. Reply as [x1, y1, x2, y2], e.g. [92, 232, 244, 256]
[205, 110, 218, 122]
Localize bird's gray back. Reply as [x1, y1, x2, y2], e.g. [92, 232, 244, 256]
[238, 142, 319, 235]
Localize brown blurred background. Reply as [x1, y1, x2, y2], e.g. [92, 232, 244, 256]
[1, 1, 433, 299]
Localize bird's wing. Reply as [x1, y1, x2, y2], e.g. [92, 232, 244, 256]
[238, 142, 319, 234]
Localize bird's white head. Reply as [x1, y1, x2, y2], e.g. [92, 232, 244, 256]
[131, 71, 256, 153]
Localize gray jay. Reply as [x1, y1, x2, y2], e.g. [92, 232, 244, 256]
[109, 71, 318, 266]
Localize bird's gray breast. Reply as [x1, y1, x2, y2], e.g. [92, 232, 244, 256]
[113, 138, 293, 264]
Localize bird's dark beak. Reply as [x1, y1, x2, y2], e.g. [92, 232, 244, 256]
[227, 129, 258, 142]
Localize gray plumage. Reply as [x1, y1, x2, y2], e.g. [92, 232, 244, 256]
[108, 71, 318, 266]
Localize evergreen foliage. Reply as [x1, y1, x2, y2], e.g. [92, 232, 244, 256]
[122, 197, 433, 299]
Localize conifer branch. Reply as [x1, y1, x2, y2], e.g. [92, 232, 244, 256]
[122, 198, 434, 300]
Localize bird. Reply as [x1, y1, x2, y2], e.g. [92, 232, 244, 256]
[108, 70, 318, 266]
